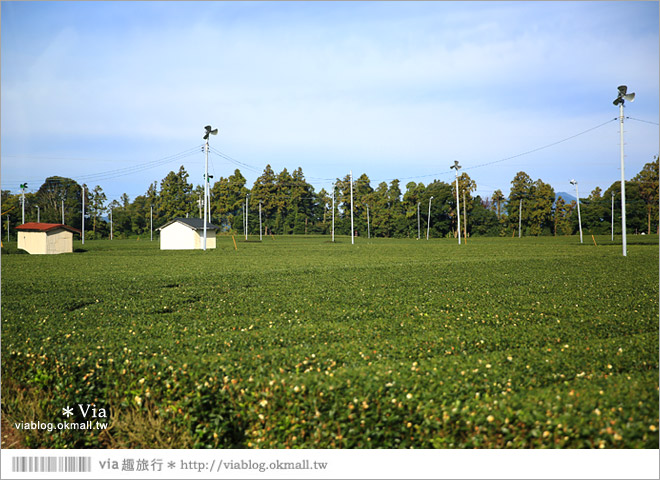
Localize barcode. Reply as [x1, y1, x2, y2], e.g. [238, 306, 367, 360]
[11, 456, 92, 473]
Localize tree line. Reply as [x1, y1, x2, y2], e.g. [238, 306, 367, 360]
[2, 157, 657, 240]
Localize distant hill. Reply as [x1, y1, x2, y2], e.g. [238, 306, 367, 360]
[555, 192, 576, 203]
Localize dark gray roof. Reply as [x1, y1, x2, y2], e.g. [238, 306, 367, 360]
[157, 217, 219, 231]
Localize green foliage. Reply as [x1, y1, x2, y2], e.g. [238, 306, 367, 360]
[632, 157, 659, 235]
[32, 176, 83, 228]
[5, 157, 657, 243]
[211, 169, 249, 231]
[2, 236, 657, 448]
[469, 196, 499, 236]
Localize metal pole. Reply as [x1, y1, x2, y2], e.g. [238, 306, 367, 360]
[350, 171, 354, 245]
[463, 190, 467, 243]
[331, 186, 335, 242]
[619, 102, 627, 256]
[110, 208, 113, 240]
[518, 198, 522, 238]
[82, 186, 85, 245]
[574, 183, 583, 244]
[426, 196, 433, 240]
[611, 192, 614, 241]
[21, 188, 25, 225]
[366, 204, 370, 239]
[150, 206, 153, 241]
[417, 202, 420, 240]
[259, 202, 262, 241]
[203, 139, 209, 251]
[62, 200, 65, 224]
[245, 194, 249, 241]
[455, 173, 461, 245]
[37, 206, 40, 223]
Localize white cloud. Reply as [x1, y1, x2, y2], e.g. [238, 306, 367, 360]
[2, 1, 657, 199]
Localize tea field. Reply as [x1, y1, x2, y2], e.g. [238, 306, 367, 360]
[1, 235, 658, 448]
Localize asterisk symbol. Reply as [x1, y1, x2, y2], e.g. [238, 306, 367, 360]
[62, 406, 74, 417]
[167, 461, 176, 469]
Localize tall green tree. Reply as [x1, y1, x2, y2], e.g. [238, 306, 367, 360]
[211, 169, 249, 232]
[470, 196, 500, 236]
[35, 176, 83, 228]
[130, 195, 151, 235]
[334, 173, 373, 235]
[314, 188, 332, 234]
[1, 190, 21, 239]
[580, 187, 609, 235]
[90, 185, 107, 234]
[387, 179, 406, 236]
[367, 182, 390, 237]
[289, 167, 315, 235]
[455, 173, 477, 237]
[157, 166, 194, 222]
[528, 179, 555, 236]
[425, 180, 453, 238]
[554, 197, 573, 235]
[506, 171, 534, 235]
[633, 156, 659, 234]
[402, 182, 427, 238]
[250, 165, 279, 233]
[492, 189, 505, 220]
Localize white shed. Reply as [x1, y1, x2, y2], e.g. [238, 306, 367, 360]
[157, 218, 218, 250]
[15, 222, 81, 255]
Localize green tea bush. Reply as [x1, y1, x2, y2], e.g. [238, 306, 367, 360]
[1, 236, 658, 448]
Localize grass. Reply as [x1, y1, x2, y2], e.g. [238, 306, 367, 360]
[1, 234, 658, 448]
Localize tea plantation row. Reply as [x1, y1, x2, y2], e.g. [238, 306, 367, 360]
[1, 235, 658, 448]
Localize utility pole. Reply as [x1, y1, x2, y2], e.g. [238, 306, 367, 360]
[463, 190, 467, 244]
[150, 205, 153, 241]
[245, 194, 249, 241]
[20, 183, 27, 225]
[450, 161, 462, 244]
[619, 103, 627, 254]
[366, 204, 370, 239]
[613, 85, 634, 256]
[259, 201, 262, 241]
[350, 171, 354, 245]
[36, 206, 40, 223]
[81, 185, 85, 245]
[417, 202, 420, 240]
[571, 180, 583, 244]
[331, 185, 335, 243]
[6, 215, 9, 242]
[426, 196, 433, 240]
[110, 208, 113, 240]
[62, 200, 65, 224]
[204, 148, 209, 249]
[202, 125, 218, 251]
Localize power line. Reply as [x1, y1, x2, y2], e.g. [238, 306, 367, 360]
[209, 147, 262, 174]
[376, 117, 620, 184]
[72, 146, 203, 183]
[626, 116, 660, 126]
[465, 117, 618, 171]
[4, 115, 653, 199]
[1, 146, 203, 189]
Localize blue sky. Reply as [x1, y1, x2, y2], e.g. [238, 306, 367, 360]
[2, 1, 658, 203]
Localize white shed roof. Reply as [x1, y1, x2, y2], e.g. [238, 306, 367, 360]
[157, 217, 219, 231]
